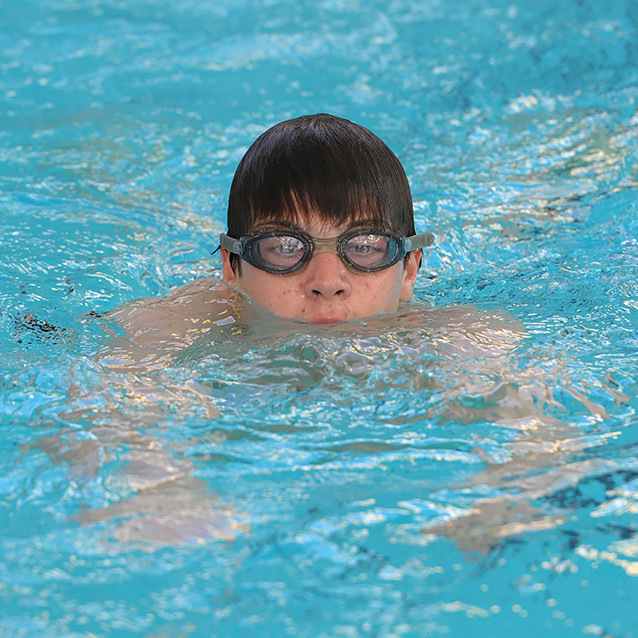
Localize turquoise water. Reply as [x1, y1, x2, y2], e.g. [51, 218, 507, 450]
[1, 0, 638, 636]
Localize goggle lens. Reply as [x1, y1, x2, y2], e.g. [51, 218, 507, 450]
[253, 235, 307, 270]
[343, 234, 399, 270]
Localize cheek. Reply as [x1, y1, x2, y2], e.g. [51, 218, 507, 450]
[254, 278, 308, 314]
[280, 281, 305, 296]
[357, 270, 403, 306]
[272, 278, 305, 302]
[237, 267, 299, 301]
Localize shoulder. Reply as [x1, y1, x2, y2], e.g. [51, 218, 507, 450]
[107, 278, 241, 347]
[432, 305, 525, 357]
[396, 303, 525, 358]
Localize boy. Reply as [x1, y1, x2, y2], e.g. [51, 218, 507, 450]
[109, 113, 435, 358]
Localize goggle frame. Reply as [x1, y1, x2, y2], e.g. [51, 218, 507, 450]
[220, 228, 434, 275]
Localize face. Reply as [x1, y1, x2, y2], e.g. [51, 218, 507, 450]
[221, 217, 421, 324]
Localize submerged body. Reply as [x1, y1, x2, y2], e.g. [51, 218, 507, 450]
[88, 113, 540, 548]
[104, 274, 525, 372]
[94, 281, 618, 557]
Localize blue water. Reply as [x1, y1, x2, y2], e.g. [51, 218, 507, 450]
[1, 0, 637, 636]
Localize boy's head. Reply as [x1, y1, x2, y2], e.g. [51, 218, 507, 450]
[221, 113, 430, 324]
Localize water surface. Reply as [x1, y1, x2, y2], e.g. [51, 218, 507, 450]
[1, 0, 637, 636]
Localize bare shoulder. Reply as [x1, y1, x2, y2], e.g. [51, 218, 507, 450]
[399, 303, 525, 358]
[106, 278, 242, 347]
[436, 305, 525, 357]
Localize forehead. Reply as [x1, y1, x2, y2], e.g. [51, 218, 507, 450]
[254, 215, 380, 237]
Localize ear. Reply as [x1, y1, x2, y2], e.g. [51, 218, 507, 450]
[399, 249, 421, 302]
[221, 248, 238, 283]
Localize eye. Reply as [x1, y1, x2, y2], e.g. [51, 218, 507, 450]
[345, 234, 396, 268]
[273, 237, 303, 255]
[347, 234, 387, 254]
[257, 235, 305, 266]
[351, 243, 378, 254]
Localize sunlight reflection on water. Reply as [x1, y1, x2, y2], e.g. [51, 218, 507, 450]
[0, 0, 637, 635]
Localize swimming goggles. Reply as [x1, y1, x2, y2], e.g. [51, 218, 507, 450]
[219, 228, 434, 275]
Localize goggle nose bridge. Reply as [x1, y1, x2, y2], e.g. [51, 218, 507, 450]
[309, 236, 342, 256]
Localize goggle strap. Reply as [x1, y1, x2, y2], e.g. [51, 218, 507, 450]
[406, 232, 435, 251]
[220, 233, 242, 254]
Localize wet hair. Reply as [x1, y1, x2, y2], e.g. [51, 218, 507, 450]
[226, 113, 415, 273]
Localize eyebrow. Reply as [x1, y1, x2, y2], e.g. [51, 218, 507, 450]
[254, 220, 301, 232]
[253, 219, 382, 234]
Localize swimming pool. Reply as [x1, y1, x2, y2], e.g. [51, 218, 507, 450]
[1, 0, 637, 635]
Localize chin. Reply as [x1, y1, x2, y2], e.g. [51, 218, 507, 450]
[308, 316, 347, 325]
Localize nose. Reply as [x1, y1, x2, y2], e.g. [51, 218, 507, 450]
[303, 252, 352, 300]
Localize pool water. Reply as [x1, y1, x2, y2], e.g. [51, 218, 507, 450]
[1, 0, 637, 636]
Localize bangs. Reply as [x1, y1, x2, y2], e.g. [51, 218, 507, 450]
[248, 183, 390, 233]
